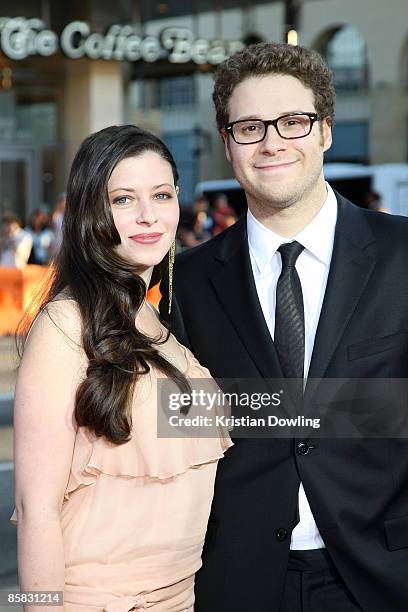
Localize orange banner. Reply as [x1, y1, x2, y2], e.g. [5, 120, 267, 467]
[0, 265, 162, 336]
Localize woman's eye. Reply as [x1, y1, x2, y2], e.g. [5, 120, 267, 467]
[154, 192, 172, 201]
[114, 195, 130, 205]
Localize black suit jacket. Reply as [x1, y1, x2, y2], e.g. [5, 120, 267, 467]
[160, 193, 408, 612]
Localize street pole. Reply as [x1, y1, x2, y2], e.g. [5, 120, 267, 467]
[284, 0, 303, 45]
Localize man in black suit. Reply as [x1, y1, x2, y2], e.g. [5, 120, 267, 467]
[160, 42, 408, 612]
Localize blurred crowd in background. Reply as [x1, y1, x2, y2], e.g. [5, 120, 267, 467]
[178, 192, 238, 250]
[0, 193, 65, 269]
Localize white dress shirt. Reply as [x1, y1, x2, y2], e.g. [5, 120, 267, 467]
[247, 183, 338, 550]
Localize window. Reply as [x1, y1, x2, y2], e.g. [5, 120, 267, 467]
[326, 26, 369, 91]
[158, 76, 195, 108]
[325, 121, 369, 163]
[0, 92, 57, 143]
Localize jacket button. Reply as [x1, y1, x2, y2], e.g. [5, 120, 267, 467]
[296, 441, 310, 455]
[275, 527, 288, 541]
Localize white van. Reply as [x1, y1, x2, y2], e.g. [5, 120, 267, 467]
[195, 163, 408, 217]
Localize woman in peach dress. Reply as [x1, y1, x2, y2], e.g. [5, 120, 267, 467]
[12, 125, 232, 611]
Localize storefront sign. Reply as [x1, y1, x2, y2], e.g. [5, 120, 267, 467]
[0, 17, 244, 64]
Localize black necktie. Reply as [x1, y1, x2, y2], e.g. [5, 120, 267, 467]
[275, 241, 305, 530]
[274, 241, 305, 381]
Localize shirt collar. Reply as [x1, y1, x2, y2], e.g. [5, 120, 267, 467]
[247, 182, 338, 276]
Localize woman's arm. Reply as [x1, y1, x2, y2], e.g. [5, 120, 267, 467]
[13, 300, 85, 611]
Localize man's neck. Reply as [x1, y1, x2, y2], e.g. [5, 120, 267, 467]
[248, 181, 328, 238]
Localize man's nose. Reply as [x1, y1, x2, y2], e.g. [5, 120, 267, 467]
[258, 124, 287, 154]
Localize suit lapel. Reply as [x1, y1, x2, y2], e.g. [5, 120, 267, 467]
[306, 195, 377, 390]
[209, 216, 284, 379]
[208, 196, 377, 386]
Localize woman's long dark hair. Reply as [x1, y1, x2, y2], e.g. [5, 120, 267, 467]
[18, 125, 190, 444]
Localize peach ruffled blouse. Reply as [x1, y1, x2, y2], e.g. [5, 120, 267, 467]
[12, 344, 232, 612]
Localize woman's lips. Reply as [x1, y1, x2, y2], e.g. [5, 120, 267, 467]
[129, 232, 163, 244]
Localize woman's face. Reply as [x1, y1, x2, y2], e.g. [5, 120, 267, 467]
[108, 151, 179, 273]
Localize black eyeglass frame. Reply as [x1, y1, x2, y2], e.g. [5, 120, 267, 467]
[224, 112, 320, 144]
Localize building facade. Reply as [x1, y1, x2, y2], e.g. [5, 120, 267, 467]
[0, 0, 407, 217]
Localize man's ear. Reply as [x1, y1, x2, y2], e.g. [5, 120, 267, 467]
[322, 117, 333, 153]
[221, 130, 232, 162]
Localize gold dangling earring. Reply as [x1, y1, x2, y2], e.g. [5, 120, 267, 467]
[168, 240, 176, 315]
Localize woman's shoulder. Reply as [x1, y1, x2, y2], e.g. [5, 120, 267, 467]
[18, 295, 87, 390]
[27, 292, 83, 352]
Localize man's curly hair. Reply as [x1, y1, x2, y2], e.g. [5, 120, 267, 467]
[213, 42, 335, 130]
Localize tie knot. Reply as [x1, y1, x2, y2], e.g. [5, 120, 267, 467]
[278, 241, 304, 268]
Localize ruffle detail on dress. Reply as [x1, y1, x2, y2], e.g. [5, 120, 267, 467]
[63, 422, 232, 501]
[11, 405, 231, 523]
[63, 344, 233, 500]
[8, 337, 233, 520]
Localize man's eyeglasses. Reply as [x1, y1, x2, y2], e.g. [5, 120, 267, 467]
[224, 112, 320, 145]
